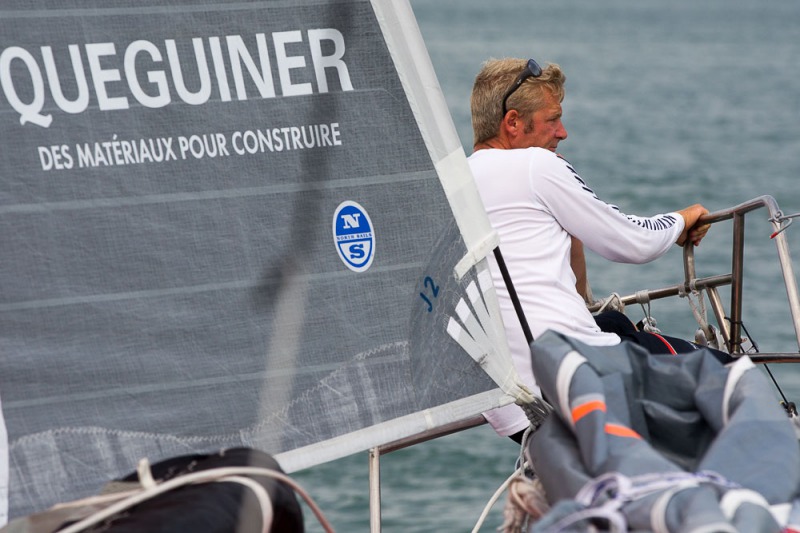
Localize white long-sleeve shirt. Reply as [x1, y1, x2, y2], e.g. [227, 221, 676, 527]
[468, 147, 684, 436]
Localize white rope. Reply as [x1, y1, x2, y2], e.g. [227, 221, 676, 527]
[471, 424, 541, 532]
[470, 465, 525, 533]
[518, 425, 534, 472]
[57, 466, 335, 533]
[537, 471, 741, 533]
[634, 291, 662, 334]
[519, 397, 553, 431]
[218, 475, 274, 533]
[682, 287, 720, 349]
[686, 290, 708, 331]
[597, 292, 624, 313]
[634, 290, 651, 306]
[136, 458, 157, 490]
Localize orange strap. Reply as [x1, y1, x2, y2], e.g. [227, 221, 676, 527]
[571, 400, 606, 424]
[571, 400, 641, 439]
[605, 423, 641, 439]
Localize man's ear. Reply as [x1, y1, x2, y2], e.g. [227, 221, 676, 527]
[502, 110, 520, 137]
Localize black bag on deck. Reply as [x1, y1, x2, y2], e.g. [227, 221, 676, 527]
[87, 447, 304, 533]
[2, 448, 304, 533]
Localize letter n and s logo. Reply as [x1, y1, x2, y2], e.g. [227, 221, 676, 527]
[333, 201, 374, 272]
[340, 213, 361, 229]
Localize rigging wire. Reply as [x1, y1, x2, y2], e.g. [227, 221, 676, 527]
[763, 209, 800, 413]
[494, 247, 534, 344]
[727, 317, 798, 416]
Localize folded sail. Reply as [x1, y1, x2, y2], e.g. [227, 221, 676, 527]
[0, 0, 521, 518]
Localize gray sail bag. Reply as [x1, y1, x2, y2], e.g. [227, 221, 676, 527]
[525, 330, 800, 532]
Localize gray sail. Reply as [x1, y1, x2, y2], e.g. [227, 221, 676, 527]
[0, 0, 523, 519]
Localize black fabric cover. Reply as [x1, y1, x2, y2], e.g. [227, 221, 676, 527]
[61, 448, 303, 533]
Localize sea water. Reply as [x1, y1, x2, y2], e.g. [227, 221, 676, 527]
[295, 0, 800, 530]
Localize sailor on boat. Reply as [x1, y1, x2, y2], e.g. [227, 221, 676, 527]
[467, 57, 726, 443]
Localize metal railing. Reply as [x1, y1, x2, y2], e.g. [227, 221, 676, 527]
[586, 195, 800, 361]
[368, 415, 487, 532]
[367, 196, 800, 531]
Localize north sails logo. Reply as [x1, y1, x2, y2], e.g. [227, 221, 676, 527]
[333, 201, 374, 272]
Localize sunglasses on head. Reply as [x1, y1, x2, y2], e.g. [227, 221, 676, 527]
[501, 58, 543, 117]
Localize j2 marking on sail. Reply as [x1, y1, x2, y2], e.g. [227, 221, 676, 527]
[420, 276, 439, 312]
[333, 201, 375, 272]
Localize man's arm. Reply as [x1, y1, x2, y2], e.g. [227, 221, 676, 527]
[570, 236, 594, 304]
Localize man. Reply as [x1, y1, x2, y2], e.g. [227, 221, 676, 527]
[468, 58, 712, 442]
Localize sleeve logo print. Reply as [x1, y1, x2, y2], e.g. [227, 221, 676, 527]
[562, 157, 678, 231]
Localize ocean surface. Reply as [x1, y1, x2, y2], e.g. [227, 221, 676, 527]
[295, 0, 800, 531]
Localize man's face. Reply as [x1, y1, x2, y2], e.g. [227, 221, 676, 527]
[511, 89, 567, 151]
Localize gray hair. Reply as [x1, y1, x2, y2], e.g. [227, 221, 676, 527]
[470, 58, 565, 146]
